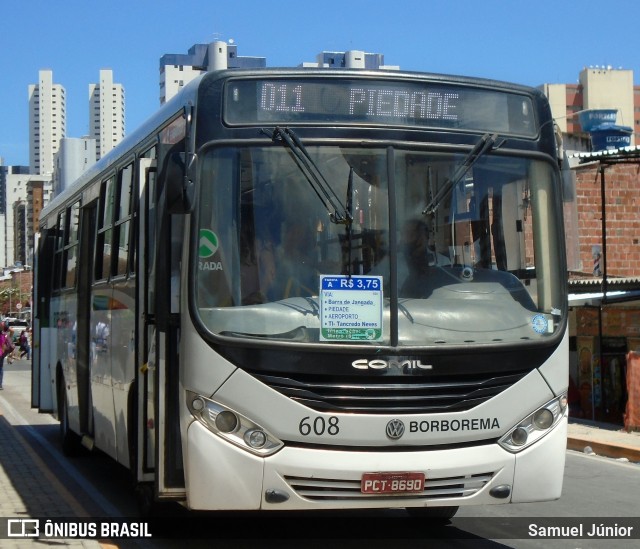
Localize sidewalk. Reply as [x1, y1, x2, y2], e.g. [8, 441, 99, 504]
[0, 365, 103, 547]
[567, 417, 640, 463]
[0, 413, 102, 547]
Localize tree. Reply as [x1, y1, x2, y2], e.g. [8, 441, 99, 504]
[0, 287, 21, 316]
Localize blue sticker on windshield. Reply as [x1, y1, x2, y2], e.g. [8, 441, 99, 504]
[531, 314, 548, 334]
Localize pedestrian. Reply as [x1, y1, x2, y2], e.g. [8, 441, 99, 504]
[19, 329, 31, 360]
[0, 323, 10, 389]
[5, 327, 15, 364]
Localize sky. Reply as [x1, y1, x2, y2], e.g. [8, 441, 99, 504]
[2, 0, 640, 167]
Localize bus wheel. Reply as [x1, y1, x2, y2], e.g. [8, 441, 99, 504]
[135, 483, 155, 517]
[135, 483, 173, 517]
[406, 506, 459, 521]
[59, 388, 82, 456]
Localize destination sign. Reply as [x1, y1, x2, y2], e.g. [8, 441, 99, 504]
[224, 78, 537, 136]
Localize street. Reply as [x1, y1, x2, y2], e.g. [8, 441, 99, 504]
[1, 358, 638, 548]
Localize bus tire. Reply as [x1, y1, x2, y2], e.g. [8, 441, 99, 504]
[135, 483, 173, 517]
[135, 483, 155, 517]
[406, 505, 459, 521]
[59, 386, 82, 457]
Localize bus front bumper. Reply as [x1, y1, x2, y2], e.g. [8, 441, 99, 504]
[184, 416, 567, 511]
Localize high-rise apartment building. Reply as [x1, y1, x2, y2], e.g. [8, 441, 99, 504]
[2, 161, 53, 268]
[300, 50, 399, 70]
[89, 69, 125, 160]
[540, 66, 638, 149]
[0, 163, 29, 216]
[159, 41, 266, 104]
[28, 69, 66, 176]
[2, 167, 30, 266]
[53, 137, 97, 196]
[159, 43, 403, 105]
[26, 176, 52, 266]
[0, 162, 27, 267]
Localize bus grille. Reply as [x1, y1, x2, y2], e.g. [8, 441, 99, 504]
[284, 472, 494, 501]
[253, 371, 527, 414]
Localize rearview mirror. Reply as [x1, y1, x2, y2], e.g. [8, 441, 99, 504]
[165, 151, 197, 214]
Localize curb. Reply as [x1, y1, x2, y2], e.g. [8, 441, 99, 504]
[567, 436, 640, 463]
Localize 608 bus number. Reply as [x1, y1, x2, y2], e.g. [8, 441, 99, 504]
[299, 416, 340, 436]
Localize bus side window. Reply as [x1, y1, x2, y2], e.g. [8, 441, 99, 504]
[62, 202, 80, 288]
[114, 163, 134, 277]
[96, 175, 116, 281]
[39, 226, 59, 319]
[52, 213, 64, 291]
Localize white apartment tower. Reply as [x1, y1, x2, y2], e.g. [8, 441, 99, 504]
[159, 41, 266, 104]
[28, 69, 66, 176]
[89, 69, 125, 160]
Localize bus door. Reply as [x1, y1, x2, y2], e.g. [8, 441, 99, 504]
[32, 231, 55, 412]
[76, 202, 98, 437]
[136, 157, 185, 500]
[136, 158, 157, 485]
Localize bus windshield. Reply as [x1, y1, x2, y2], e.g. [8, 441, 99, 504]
[195, 143, 565, 347]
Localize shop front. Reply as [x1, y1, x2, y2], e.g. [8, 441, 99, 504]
[569, 299, 640, 427]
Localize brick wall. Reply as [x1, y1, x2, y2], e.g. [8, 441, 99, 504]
[574, 162, 640, 277]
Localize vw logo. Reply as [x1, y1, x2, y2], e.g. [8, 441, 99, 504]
[386, 419, 405, 440]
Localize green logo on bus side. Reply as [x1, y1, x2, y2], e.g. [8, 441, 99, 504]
[199, 229, 219, 258]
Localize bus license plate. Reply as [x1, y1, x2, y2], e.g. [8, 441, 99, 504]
[361, 472, 425, 494]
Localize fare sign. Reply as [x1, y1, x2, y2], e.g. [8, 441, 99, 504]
[319, 275, 383, 342]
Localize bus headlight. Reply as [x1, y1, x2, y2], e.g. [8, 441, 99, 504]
[215, 411, 239, 433]
[186, 391, 283, 456]
[244, 429, 268, 449]
[498, 394, 567, 453]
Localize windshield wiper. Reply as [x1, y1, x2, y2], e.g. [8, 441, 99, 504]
[267, 126, 352, 226]
[345, 166, 355, 276]
[422, 133, 499, 216]
[397, 301, 414, 324]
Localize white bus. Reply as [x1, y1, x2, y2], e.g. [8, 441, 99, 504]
[32, 67, 568, 518]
